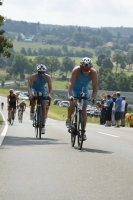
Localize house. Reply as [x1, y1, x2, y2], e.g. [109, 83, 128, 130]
[106, 42, 113, 47]
[24, 38, 33, 42]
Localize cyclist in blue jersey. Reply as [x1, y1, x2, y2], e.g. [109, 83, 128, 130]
[66, 57, 98, 140]
[28, 64, 52, 134]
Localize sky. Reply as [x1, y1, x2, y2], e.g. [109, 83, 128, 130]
[0, 0, 133, 28]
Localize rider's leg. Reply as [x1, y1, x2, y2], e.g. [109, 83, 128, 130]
[13, 108, 16, 119]
[30, 100, 36, 120]
[67, 100, 76, 119]
[8, 107, 11, 120]
[83, 105, 87, 131]
[41, 101, 46, 126]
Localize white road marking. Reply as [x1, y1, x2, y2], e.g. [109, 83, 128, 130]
[98, 132, 119, 138]
[0, 111, 8, 146]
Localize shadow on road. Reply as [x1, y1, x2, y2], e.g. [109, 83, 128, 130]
[1, 136, 68, 147]
[74, 147, 113, 154]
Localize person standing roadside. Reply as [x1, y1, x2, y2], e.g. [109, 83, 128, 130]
[115, 92, 122, 128]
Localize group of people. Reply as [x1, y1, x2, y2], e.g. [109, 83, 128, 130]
[97, 92, 128, 128]
[6, 57, 98, 139]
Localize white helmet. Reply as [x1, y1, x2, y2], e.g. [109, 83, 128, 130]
[37, 64, 47, 72]
[80, 57, 92, 67]
[22, 100, 25, 103]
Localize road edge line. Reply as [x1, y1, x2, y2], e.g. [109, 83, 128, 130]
[0, 111, 8, 146]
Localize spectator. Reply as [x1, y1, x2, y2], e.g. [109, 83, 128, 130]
[100, 95, 107, 125]
[112, 93, 116, 126]
[121, 96, 128, 127]
[104, 95, 113, 127]
[115, 92, 122, 128]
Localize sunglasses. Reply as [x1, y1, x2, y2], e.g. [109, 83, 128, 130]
[10, 91, 13, 93]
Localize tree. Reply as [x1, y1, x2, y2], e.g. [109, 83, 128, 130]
[20, 47, 27, 55]
[27, 48, 32, 56]
[102, 58, 113, 69]
[96, 54, 106, 66]
[89, 36, 103, 48]
[112, 53, 123, 72]
[6, 54, 31, 79]
[0, 7, 13, 57]
[60, 57, 75, 78]
[48, 57, 60, 77]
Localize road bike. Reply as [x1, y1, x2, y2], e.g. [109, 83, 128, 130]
[8, 107, 14, 125]
[18, 108, 24, 123]
[68, 92, 90, 150]
[32, 93, 49, 139]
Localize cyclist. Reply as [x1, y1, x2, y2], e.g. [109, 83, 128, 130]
[66, 57, 98, 140]
[18, 100, 26, 119]
[1, 102, 4, 110]
[7, 89, 18, 121]
[28, 64, 52, 134]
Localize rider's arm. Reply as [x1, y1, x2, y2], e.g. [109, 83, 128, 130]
[46, 75, 52, 97]
[28, 75, 35, 96]
[91, 70, 98, 99]
[68, 68, 77, 96]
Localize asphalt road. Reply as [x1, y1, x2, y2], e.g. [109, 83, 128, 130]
[0, 96, 133, 200]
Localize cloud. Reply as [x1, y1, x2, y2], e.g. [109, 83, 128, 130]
[1, 0, 133, 27]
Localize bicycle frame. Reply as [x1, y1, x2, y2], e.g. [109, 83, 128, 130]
[32, 93, 49, 139]
[69, 89, 90, 150]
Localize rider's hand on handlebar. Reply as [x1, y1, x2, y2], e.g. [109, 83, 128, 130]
[69, 96, 74, 101]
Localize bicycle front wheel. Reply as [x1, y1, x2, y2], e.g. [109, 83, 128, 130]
[77, 110, 84, 150]
[37, 107, 42, 139]
[34, 113, 38, 138]
[71, 110, 77, 147]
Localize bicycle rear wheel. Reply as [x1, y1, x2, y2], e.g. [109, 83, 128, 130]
[20, 111, 23, 123]
[71, 109, 77, 147]
[77, 110, 84, 150]
[10, 111, 14, 126]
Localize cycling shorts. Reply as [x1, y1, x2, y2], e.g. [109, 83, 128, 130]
[9, 104, 16, 109]
[31, 88, 46, 102]
[68, 89, 89, 105]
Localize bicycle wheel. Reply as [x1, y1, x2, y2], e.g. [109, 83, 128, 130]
[20, 111, 23, 123]
[34, 113, 38, 138]
[71, 109, 77, 147]
[37, 107, 42, 139]
[18, 112, 21, 123]
[10, 111, 14, 126]
[77, 110, 84, 150]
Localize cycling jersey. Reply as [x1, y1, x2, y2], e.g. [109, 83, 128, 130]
[9, 95, 17, 109]
[72, 71, 90, 105]
[31, 73, 47, 102]
[32, 73, 46, 90]
[73, 71, 90, 91]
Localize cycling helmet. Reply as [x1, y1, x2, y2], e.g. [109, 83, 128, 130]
[80, 57, 93, 67]
[22, 100, 25, 103]
[37, 64, 47, 72]
[9, 89, 14, 93]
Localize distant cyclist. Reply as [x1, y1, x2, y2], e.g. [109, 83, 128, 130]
[1, 102, 4, 110]
[66, 57, 98, 140]
[7, 89, 18, 121]
[28, 64, 52, 134]
[18, 100, 26, 119]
